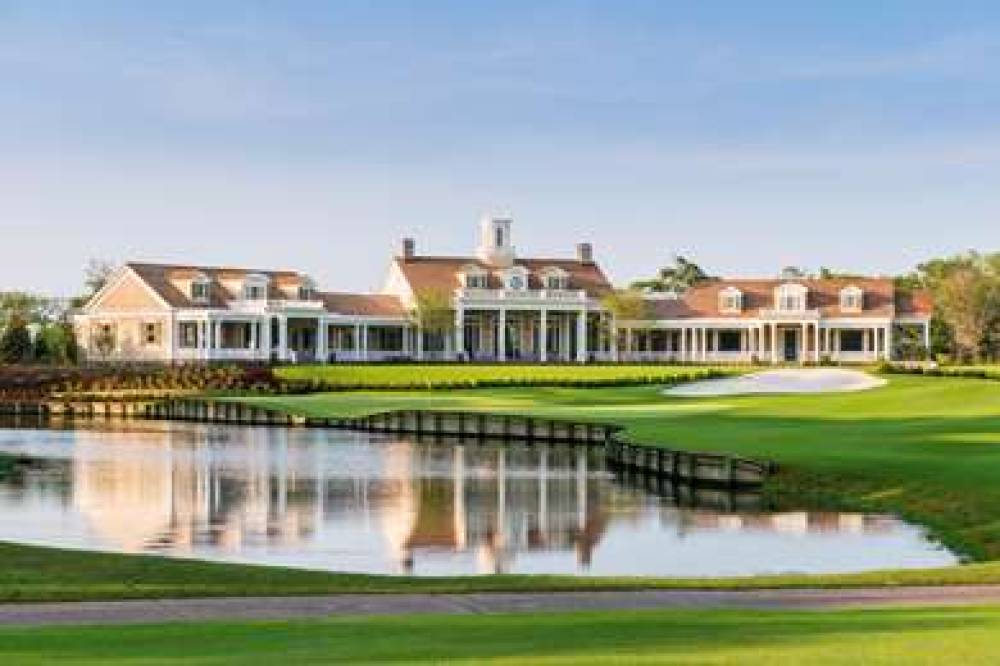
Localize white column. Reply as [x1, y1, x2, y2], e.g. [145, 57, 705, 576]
[277, 315, 288, 362]
[316, 318, 328, 363]
[678, 327, 686, 361]
[454, 307, 464, 360]
[539, 309, 548, 363]
[923, 321, 932, 356]
[497, 309, 506, 361]
[263, 317, 273, 361]
[249, 318, 258, 354]
[361, 324, 369, 361]
[607, 313, 617, 362]
[771, 323, 779, 364]
[884, 324, 892, 361]
[576, 310, 587, 363]
[415, 325, 424, 361]
[214, 320, 223, 354]
[814, 324, 821, 362]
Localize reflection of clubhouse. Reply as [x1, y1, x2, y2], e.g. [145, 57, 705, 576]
[66, 425, 898, 572]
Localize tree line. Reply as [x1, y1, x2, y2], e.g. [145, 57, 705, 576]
[0, 260, 114, 365]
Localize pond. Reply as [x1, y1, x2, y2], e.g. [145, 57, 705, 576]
[0, 420, 957, 577]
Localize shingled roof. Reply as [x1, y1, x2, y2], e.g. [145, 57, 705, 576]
[392, 256, 614, 298]
[124, 263, 406, 316]
[641, 278, 932, 320]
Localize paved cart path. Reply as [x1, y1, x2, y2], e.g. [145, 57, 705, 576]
[3, 586, 1000, 626]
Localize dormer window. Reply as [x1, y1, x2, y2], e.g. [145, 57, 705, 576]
[840, 286, 863, 312]
[503, 266, 529, 290]
[242, 273, 269, 301]
[540, 267, 568, 290]
[297, 276, 317, 300]
[190, 275, 211, 303]
[461, 265, 488, 289]
[775, 283, 808, 312]
[719, 287, 743, 313]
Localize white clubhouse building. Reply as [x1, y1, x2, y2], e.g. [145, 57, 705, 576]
[75, 215, 932, 365]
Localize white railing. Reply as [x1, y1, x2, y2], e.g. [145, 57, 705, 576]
[227, 299, 325, 314]
[456, 288, 588, 303]
[757, 308, 821, 320]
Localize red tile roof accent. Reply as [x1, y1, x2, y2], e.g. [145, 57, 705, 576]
[642, 277, 928, 320]
[127, 262, 303, 309]
[393, 256, 613, 297]
[320, 292, 407, 317]
[127, 263, 406, 316]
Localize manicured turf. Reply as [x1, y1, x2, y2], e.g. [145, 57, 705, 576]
[275, 362, 734, 388]
[10, 537, 1000, 603]
[241, 374, 1000, 561]
[4, 607, 1000, 664]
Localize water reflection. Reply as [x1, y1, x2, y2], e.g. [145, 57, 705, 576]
[0, 420, 957, 577]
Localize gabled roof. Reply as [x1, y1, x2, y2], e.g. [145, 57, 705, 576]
[126, 262, 304, 309]
[393, 256, 613, 298]
[122, 263, 406, 317]
[642, 277, 927, 320]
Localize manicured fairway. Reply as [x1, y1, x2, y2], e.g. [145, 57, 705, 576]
[242, 374, 1000, 560]
[3, 607, 1000, 664]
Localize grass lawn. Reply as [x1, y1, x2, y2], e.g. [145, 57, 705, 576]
[274, 363, 735, 388]
[4, 607, 1000, 664]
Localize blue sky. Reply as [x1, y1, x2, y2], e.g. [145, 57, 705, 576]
[1, 1, 998, 295]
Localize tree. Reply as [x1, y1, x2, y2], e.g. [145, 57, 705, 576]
[601, 289, 649, 322]
[630, 255, 711, 292]
[0, 317, 33, 364]
[936, 267, 997, 361]
[902, 251, 1000, 362]
[0, 292, 44, 331]
[84, 259, 116, 297]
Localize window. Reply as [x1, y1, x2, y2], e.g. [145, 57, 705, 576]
[297, 275, 317, 300]
[191, 279, 210, 302]
[463, 267, 488, 289]
[718, 330, 742, 352]
[541, 267, 567, 290]
[503, 267, 528, 290]
[243, 274, 269, 300]
[840, 287, 863, 312]
[496, 227, 504, 247]
[179, 322, 199, 348]
[718, 288, 743, 313]
[775, 284, 808, 312]
[143, 322, 161, 345]
[840, 330, 864, 352]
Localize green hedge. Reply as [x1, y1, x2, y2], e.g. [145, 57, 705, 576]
[878, 363, 1000, 380]
[271, 368, 732, 394]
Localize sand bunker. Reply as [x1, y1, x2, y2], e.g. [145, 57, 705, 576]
[665, 368, 887, 397]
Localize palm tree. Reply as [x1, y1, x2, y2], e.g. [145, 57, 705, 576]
[630, 255, 711, 293]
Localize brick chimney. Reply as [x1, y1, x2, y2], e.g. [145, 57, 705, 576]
[576, 242, 593, 264]
[399, 238, 415, 261]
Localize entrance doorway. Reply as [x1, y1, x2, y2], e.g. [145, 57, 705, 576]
[783, 329, 798, 362]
